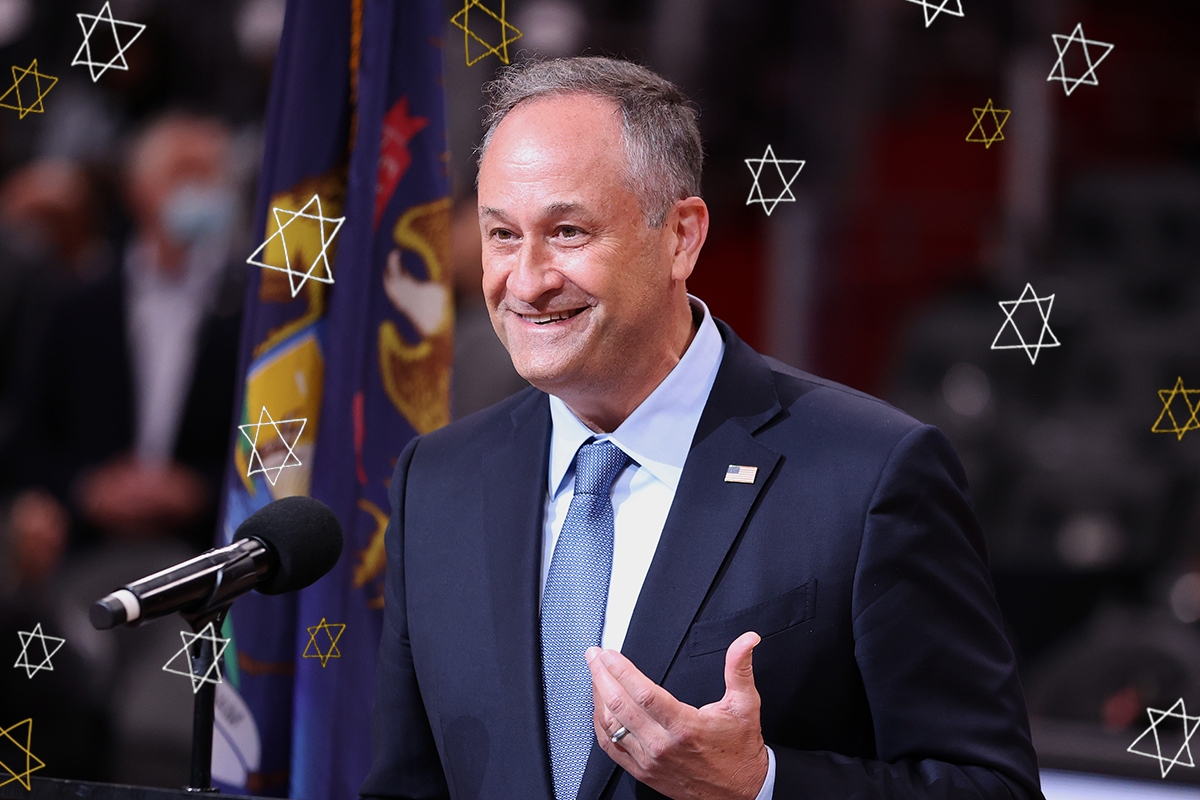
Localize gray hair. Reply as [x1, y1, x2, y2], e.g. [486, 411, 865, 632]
[478, 57, 703, 227]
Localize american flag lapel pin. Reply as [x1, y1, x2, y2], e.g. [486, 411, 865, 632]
[725, 465, 758, 484]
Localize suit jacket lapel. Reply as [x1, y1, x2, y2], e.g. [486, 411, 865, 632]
[481, 390, 556, 797]
[577, 323, 785, 800]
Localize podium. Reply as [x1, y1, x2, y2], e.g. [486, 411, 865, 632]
[0, 778, 262, 800]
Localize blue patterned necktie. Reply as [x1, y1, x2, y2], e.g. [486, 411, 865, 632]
[541, 439, 630, 800]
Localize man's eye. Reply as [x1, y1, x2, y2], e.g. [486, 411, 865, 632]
[558, 226, 582, 239]
[492, 229, 515, 241]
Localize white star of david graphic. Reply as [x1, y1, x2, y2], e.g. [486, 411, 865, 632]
[161, 622, 230, 694]
[1048, 23, 1114, 97]
[246, 194, 345, 298]
[990, 282, 1061, 364]
[238, 406, 306, 487]
[904, 0, 964, 27]
[71, 2, 146, 83]
[1128, 698, 1200, 778]
[745, 145, 805, 217]
[13, 624, 65, 679]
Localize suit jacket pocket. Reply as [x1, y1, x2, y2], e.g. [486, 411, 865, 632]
[687, 579, 816, 657]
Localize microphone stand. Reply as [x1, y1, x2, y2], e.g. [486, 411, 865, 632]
[178, 546, 266, 793]
[182, 606, 228, 793]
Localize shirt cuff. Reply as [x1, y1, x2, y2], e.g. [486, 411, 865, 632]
[753, 746, 776, 800]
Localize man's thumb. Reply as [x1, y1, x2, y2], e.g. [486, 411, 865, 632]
[722, 631, 762, 704]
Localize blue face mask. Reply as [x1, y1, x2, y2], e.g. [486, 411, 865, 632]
[162, 184, 237, 245]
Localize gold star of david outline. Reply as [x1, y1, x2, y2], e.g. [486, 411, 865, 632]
[72, 1, 147, 82]
[1152, 377, 1200, 441]
[990, 282, 1061, 364]
[0, 60, 58, 119]
[904, 0, 963, 27]
[1048, 22, 1114, 97]
[245, 194, 344, 298]
[238, 406, 306, 487]
[303, 618, 346, 668]
[966, 99, 1010, 149]
[0, 718, 45, 790]
[450, 0, 523, 67]
[1127, 698, 1200, 778]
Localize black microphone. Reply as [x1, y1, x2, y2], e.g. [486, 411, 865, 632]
[89, 496, 344, 630]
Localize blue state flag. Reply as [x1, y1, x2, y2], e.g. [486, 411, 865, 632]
[214, 1, 451, 797]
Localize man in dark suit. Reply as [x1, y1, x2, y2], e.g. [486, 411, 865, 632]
[362, 57, 1043, 800]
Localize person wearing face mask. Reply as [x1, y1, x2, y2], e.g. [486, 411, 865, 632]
[0, 117, 247, 781]
[0, 113, 244, 588]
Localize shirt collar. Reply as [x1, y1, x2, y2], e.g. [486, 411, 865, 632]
[125, 237, 227, 300]
[548, 295, 725, 498]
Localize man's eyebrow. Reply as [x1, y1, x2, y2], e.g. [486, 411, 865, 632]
[479, 202, 591, 221]
[544, 201, 586, 217]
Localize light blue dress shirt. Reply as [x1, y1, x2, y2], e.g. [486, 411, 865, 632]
[540, 296, 777, 800]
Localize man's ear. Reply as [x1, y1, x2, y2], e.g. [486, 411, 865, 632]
[669, 196, 709, 283]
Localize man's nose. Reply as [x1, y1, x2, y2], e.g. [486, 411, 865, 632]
[507, 239, 563, 301]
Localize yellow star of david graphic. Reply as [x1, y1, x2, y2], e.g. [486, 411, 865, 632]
[966, 99, 1010, 149]
[0, 60, 58, 119]
[451, 0, 523, 67]
[0, 718, 45, 790]
[1152, 377, 1200, 441]
[303, 618, 346, 668]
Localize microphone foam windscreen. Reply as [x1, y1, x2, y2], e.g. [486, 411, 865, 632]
[234, 496, 345, 595]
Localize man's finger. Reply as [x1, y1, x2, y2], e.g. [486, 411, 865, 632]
[587, 649, 620, 734]
[587, 648, 666, 771]
[587, 648, 662, 736]
[595, 648, 686, 728]
[721, 631, 762, 710]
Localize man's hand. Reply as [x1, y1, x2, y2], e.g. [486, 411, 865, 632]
[587, 631, 769, 800]
[77, 457, 209, 537]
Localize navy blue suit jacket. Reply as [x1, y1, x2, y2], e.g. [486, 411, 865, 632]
[362, 321, 1043, 800]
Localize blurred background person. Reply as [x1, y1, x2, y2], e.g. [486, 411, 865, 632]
[0, 112, 245, 784]
[0, 0, 272, 787]
[2, 113, 242, 572]
[0, 160, 111, 453]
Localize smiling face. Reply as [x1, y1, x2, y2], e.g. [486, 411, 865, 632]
[478, 93, 706, 431]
